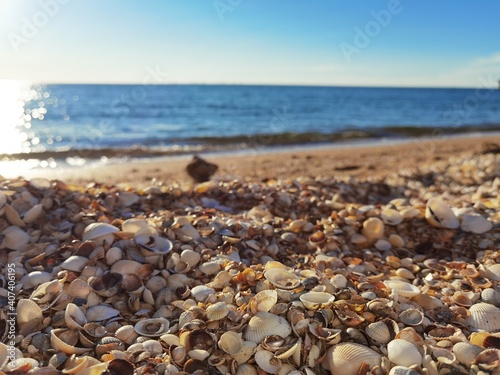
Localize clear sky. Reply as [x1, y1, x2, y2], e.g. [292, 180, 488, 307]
[0, 0, 499, 87]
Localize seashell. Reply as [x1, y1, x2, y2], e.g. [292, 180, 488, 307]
[381, 209, 403, 225]
[60, 255, 89, 272]
[244, 312, 292, 343]
[383, 280, 420, 297]
[453, 342, 484, 366]
[89, 272, 123, 297]
[64, 303, 87, 330]
[365, 319, 399, 344]
[180, 249, 201, 268]
[121, 273, 143, 294]
[388, 339, 422, 366]
[0, 343, 8, 369]
[134, 318, 170, 337]
[188, 349, 210, 361]
[8, 358, 40, 372]
[254, 349, 282, 374]
[389, 234, 405, 248]
[326, 342, 382, 375]
[1, 226, 30, 249]
[451, 291, 473, 307]
[20, 271, 52, 289]
[105, 247, 123, 265]
[481, 264, 500, 282]
[331, 274, 348, 289]
[206, 302, 230, 320]
[182, 329, 216, 352]
[110, 259, 142, 274]
[362, 217, 384, 241]
[115, 325, 139, 345]
[460, 214, 492, 234]
[219, 331, 244, 355]
[135, 231, 173, 254]
[467, 303, 500, 332]
[411, 294, 443, 310]
[232, 341, 258, 364]
[264, 268, 301, 290]
[18, 298, 43, 335]
[50, 329, 92, 355]
[95, 336, 125, 357]
[250, 289, 278, 313]
[236, 364, 258, 375]
[178, 223, 201, 240]
[5, 204, 26, 227]
[78, 362, 109, 375]
[48, 352, 67, 369]
[117, 191, 139, 207]
[23, 203, 44, 224]
[191, 285, 215, 302]
[425, 197, 459, 229]
[473, 348, 500, 371]
[122, 218, 148, 233]
[82, 222, 119, 246]
[142, 339, 163, 356]
[375, 239, 391, 251]
[482, 288, 500, 307]
[388, 366, 420, 375]
[299, 291, 335, 310]
[400, 308, 424, 326]
[86, 305, 120, 321]
[107, 359, 134, 375]
[199, 261, 221, 275]
[395, 268, 414, 280]
[430, 346, 456, 364]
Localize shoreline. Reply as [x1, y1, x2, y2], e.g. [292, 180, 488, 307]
[5, 133, 499, 186]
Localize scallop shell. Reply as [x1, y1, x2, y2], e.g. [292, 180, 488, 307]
[50, 329, 92, 355]
[254, 350, 282, 374]
[250, 289, 278, 313]
[460, 214, 492, 234]
[381, 209, 404, 225]
[219, 331, 244, 355]
[425, 197, 459, 229]
[264, 268, 301, 290]
[365, 320, 398, 344]
[362, 217, 385, 241]
[326, 342, 382, 375]
[115, 325, 139, 345]
[244, 312, 292, 343]
[399, 308, 424, 326]
[388, 339, 422, 366]
[299, 291, 335, 310]
[481, 288, 500, 307]
[232, 341, 258, 365]
[481, 264, 500, 282]
[383, 280, 420, 297]
[473, 348, 500, 371]
[110, 259, 142, 274]
[134, 318, 170, 337]
[235, 364, 258, 375]
[453, 342, 484, 366]
[467, 303, 500, 332]
[82, 222, 119, 246]
[17, 298, 43, 335]
[451, 291, 473, 307]
[206, 302, 230, 321]
[64, 303, 87, 330]
[86, 305, 120, 322]
[389, 366, 420, 375]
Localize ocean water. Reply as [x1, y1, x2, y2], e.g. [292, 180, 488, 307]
[2, 83, 500, 159]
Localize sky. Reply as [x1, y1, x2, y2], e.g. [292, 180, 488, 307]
[0, 0, 499, 87]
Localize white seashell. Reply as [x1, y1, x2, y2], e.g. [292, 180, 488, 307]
[0, 342, 8, 369]
[264, 268, 301, 290]
[467, 303, 500, 331]
[381, 209, 403, 225]
[365, 321, 394, 344]
[17, 299, 43, 335]
[481, 288, 500, 307]
[219, 331, 244, 355]
[199, 261, 221, 275]
[232, 341, 258, 365]
[110, 259, 142, 274]
[460, 214, 492, 234]
[23, 203, 43, 223]
[66, 279, 91, 299]
[389, 234, 405, 248]
[251, 289, 278, 313]
[20, 271, 52, 289]
[362, 217, 385, 241]
[78, 362, 108, 375]
[1, 226, 30, 250]
[236, 364, 258, 375]
[117, 191, 139, 207]
[389, 366, 420, 375]
[399, 308, 424, 326]
[4, 204, 26, 227]
[29, 177, 51, 189]
[179, 223, 201, 240]
[167, 274, 194, 290]
[299, 291, 335, 310]
[134, 318, 170, 337]
[60, 255, 89, 272]
[50, 329, 91, 355]
[326, 342, 382, 375]
[160, 333, 181, 347]
[115, 325, 139, 344]
[191, 285, 215, 302]
[105, 247, 123, 266]
[254, 349, 281, 374]
[244, 312, 292, 343]
[142, 339, 163, 356]
[383, 280, 420, 297]
[86, 305, 120, 321]
[395, 268, 415, 280]
[122, 218, 149, 233]
[135, 232, 173, 254]
[82, 222, 119, 246]
[388, 339, 422, 366]
[145, 275, 167, 294]
[65, 303, 87, 330]
[425, 197, 459, 229]
[481, 264, 500, 282]
[331, 274, 348, 289]
[401, 207, 420, 220]
[188, 349, 210, 361]
[206, 302, 230, 320]
[7, 358, 40, 372]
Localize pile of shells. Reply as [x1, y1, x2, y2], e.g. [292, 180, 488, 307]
[0, 149, 499, 375]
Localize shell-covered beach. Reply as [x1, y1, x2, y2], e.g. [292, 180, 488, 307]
[0, 141, 499, 375]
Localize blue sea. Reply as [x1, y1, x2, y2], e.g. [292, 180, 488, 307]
[2, 83, 500, 162]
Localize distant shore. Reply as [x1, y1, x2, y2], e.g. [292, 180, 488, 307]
[9, 133, 499, 186]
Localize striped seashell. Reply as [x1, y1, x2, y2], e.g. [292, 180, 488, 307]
[453, 342, 484, 366]
[232, 341, 257, 364]
[219, 331, 244, 355]
[254, 349, 281, 374]
[365, 319, 398, 344]
[481, 288, 500, 307]
[244, 312, 292, 343]
[134, 318, 170, 337]
[235, 363, 258, 375]
[115, 325, 139, 345]
[326, 342, 382, 375]
[383, 280, 420, 297]
[206, 302, 230, 321]
[388, 339, 422, 367]
[467, 303, 500, 332]
[480, 264, 500, 282]
[399, 308, 424, 326]
[250, 289, 278, 313]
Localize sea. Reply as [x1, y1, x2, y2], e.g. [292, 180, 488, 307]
[1, 83, 500, 172]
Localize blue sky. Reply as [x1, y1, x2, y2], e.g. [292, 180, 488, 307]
[0, 0, 499, 87]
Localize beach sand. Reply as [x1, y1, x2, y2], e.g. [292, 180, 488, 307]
[1, 134, 499, 374]
[28, 134, 500, 186]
